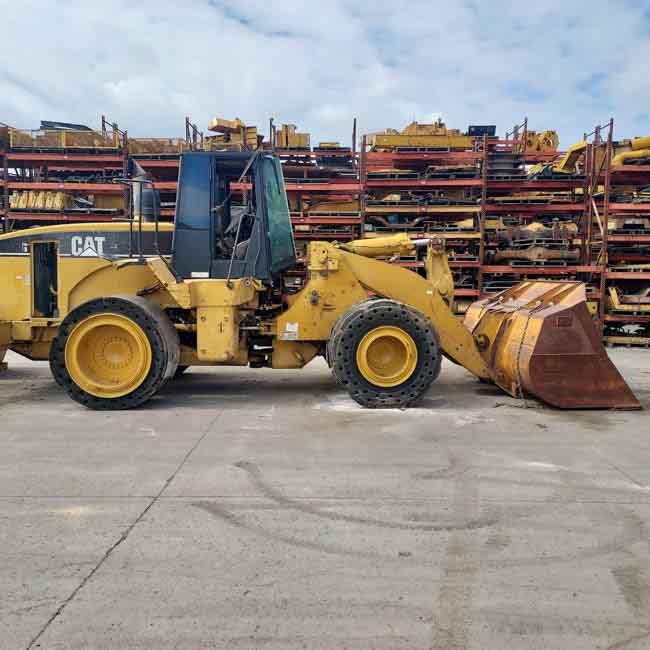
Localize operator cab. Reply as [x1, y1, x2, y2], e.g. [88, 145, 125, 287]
[171, 151, 296, 282]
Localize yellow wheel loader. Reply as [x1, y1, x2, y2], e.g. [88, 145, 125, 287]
[0, 152, 640, 410]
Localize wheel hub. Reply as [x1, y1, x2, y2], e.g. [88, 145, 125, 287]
[356, 325, 418, 387]
[65, 314, 152, 398]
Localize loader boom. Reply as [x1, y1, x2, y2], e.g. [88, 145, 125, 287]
[294, 233, 489, 377]
[329, 245, 490, 379]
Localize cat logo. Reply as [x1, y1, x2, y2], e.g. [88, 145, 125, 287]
[71, 236, 106, 257]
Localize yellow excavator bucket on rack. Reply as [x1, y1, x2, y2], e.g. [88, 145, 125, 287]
[465, 281, 640, 409]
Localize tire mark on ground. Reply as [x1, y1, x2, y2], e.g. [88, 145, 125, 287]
[233, 460, 500, 532]
[202, 457, 650, 573]
[194, 500, 398, 562]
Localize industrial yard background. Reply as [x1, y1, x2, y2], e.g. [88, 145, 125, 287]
[1, 114, 649, 345]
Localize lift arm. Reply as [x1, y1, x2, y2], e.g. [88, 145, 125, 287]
[337, 246, 491, 379]
[274, 236, 491, 380]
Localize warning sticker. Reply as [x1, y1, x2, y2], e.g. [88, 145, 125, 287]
[280, 322, 299, 341]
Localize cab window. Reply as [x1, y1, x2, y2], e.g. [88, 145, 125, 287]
[261, 156, 296, 274]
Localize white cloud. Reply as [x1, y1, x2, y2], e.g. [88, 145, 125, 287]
[1, 0, 649, 146]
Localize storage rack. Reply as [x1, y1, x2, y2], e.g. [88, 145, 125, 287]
[479, 127, 596, 309]
[360, 133, 487, 304]
[597, 122, 650, 346]
[358, 119, 583, 313]
[0, 116, 205, 230]
[270, 120, 361, 252]
[2, 114, 650, 344]
[0, 117, 128, 230]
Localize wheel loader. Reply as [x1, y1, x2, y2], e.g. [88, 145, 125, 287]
[0, 151, 640, 410]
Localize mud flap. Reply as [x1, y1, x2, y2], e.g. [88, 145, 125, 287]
[464, 281, 641, 409]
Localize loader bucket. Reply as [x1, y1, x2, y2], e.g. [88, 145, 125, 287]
[464, 281, 640, 409]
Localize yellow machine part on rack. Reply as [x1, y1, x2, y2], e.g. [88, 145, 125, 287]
[275, 124, 310, 149]
[367, 120, 475, 150]
[612, 135, 650, 165]
[524, 130, 559, 153]
[606, 287, 650, 313]
[530, 133, 650, 176]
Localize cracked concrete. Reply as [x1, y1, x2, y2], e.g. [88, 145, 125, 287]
[1, 349, 650, 649]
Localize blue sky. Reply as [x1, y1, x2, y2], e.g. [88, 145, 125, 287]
[1, 0, 649, 147]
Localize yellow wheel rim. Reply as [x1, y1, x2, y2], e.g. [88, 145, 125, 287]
[356, 325, 418, 388]
[65, 313, 152, 398]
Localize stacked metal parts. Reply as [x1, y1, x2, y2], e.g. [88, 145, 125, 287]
[204, 117, 262, 150]
[0, 114, 649, 346]
[601, 136, 650, 346]
[362, 120, 491, 313]
[0, 119, 129, 225]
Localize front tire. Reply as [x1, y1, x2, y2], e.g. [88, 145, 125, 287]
[329, 300, 441, 408]
[49, 296, 179, 410]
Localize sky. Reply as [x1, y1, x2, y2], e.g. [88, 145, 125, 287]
[1, 0, 649, 148]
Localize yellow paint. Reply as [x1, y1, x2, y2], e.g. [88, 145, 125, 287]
[612, 148, 650, 166]
[607, 287, 650, 313]
[275, 240, 490, 379]
[146, 257, 191, 308]
[631, 136, 650, 150]
[66, 260, 169, 313]
[356, 325, 418, 387]
[424, 241, 455, 309]
[0, 221, 173, 242]
[0, 257, 31, 321]
[271, 340, 319, 368]
[524, 130, 559, 153]
[368, 120, 474, 150]
[340, 233, 415, 258]
[464, 281, 585, 397]
[197, 305, 245, 363]
[554, 140, 587, 173]
[65, 313, 152, 398]
[185, 278, 260, 364]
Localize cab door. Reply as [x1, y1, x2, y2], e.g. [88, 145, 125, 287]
[172, 153, 215, 279]
[31, 241, 59, 318]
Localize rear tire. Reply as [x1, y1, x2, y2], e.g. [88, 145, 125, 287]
[329, 300, 441, 408]
[49, 296, 179, 410]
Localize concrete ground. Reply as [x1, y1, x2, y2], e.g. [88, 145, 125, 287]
[1, 350, 650, 650]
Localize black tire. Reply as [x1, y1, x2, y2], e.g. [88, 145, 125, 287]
[173, 365, 189, 379]
[329, 300, 441, 408]
[326, 297, 379, 367]
[49, 295, 179, 410]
